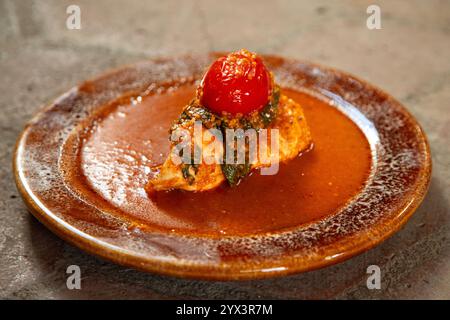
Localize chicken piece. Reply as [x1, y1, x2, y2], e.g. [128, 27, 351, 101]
[146, 94, 312, 192]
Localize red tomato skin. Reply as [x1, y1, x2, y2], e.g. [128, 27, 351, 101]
[199, 49, 272, 115]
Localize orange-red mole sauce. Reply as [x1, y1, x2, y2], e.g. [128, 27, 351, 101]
[79, 85, 372, 236]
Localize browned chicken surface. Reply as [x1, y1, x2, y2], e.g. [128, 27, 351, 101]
[147, 94, 312, 192]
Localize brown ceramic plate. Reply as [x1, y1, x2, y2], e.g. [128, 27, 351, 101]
[14, 54, 431, 280]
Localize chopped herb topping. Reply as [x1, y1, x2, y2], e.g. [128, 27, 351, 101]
[181, 164, 199, 185]
[221, 163, 251, 186]
[171, 86, 281, 186]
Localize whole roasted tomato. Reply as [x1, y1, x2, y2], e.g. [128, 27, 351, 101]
[199, 49, 272, 115]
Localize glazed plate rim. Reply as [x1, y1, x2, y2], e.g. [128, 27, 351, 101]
[13, 54, 432, 280]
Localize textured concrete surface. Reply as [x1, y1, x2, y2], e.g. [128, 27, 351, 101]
[0, 0, 449, 299]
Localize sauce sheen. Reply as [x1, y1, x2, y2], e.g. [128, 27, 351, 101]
[80, 85, 372, 236]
